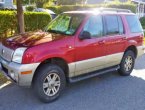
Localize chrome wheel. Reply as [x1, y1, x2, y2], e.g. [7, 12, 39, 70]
[43, 73, 61, 96]
[124, 55, 133, 72]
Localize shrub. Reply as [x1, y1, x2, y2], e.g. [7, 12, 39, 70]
[0, 11, 51, 39]
[24, 12, 51, 31]
[140, 17, 145, 29]
[45, 3, 136, 14]
[0, 11, 17, 39]
[26, 6, 35, 11]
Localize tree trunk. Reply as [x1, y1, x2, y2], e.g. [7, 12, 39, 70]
[16, 0, 25, 34]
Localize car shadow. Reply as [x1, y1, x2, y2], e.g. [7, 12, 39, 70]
[0, 71, 145, 110]
[0, 55, 145, 110]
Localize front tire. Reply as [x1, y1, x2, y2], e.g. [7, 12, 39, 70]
[118, 50, 135, 76]
[33, 64, 66, 103]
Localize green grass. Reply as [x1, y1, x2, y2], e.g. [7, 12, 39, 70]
[0, 73, 8, 85]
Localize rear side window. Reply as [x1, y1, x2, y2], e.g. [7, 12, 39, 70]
[104, 15, 124, 35]
[105, 15, 119, 35]
[126, 15, 143, 33]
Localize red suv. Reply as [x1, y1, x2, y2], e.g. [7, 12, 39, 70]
[0, 8, 144, 102]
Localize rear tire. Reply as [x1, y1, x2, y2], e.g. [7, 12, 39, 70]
[33, 64, 66, 103]
[118, 50, 135, 76]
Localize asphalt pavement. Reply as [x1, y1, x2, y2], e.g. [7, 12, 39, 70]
[0, 55, 145, 110]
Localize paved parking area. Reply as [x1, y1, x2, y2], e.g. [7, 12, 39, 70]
[0, 55, 145, 110]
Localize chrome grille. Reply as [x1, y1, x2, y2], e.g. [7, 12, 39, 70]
[0, 44, 14, 62]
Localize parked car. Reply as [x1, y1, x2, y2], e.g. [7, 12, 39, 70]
[0, 8, 144, 103]
[0, 2, 4, 8]
[33, 8, 56, 19]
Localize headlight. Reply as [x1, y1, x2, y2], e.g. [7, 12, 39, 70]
[12, 48, 27, 63]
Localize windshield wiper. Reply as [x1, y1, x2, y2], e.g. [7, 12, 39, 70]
[47, 29, 70, 35]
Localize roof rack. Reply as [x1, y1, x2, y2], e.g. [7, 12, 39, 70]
[96, 8, 132, 13]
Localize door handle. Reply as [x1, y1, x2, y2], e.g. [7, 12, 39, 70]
[98, 40, 106, 45]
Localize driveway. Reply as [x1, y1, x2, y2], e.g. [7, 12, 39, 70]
[0, 55, 145, 110]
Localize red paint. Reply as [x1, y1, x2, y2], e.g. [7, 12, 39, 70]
[2, 12, 144, 64]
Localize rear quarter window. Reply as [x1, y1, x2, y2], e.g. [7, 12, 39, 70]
[126, 15, 143, 33]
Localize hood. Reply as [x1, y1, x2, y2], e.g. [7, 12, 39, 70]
[2, 30, 67, 49]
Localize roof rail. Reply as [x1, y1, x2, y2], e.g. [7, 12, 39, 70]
[96, 8, 132, 13]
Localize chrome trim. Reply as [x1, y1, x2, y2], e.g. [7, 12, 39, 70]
[69, 52, 124, 77]
[0, 44, 14, 62]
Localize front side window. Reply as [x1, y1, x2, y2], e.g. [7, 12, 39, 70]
[82, 15, 103, 37]
[46, 14, 84, 35]
[126, 15, 143, 33]
[105, 15, 119, 35]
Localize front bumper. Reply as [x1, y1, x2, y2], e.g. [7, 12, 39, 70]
[0, 57, 40, 87]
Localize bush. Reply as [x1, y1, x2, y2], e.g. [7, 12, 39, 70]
[24, 12, 51, 31]
[0, 11, 51, 39]
[45, 3, 136, 14]
[26, 6, 35, 11]
[140, 17, 145, 29]
[0, 11, 17, 39]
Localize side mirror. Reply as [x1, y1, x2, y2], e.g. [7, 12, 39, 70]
[79, 31, 91, 40]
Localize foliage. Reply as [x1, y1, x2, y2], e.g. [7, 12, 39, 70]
[45, 3, 136, 14]
[140, 17, 145, 29]
[32, 0, 50, 8]
[0, 11, 51, 39]
[0, 8, 16, 11]
[24, 12, 51, 31]
[0, 11, 17, 39]
[0, 73, 8, 85]
[26, 6, 36, 11]
[56, 0, 86, 5]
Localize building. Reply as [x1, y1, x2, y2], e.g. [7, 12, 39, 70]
[88, 0, 145, 17]
[0, 0, 13, 8]
[132, 0, 145, 17]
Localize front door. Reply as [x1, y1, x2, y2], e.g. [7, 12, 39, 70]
[74, 15, 107, 76]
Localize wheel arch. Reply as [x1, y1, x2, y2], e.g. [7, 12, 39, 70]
[124, 45, 137, 58]
[32, 57, 69, 84]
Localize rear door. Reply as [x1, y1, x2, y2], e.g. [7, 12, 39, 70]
[103, 15, 126, 67]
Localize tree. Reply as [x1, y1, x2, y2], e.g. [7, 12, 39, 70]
[16, 0, 25, 33]
[34, 0, 50, 8]
[57, 0, 88, 5]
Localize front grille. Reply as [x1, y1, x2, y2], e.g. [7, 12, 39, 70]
[0, 44, 14, 61]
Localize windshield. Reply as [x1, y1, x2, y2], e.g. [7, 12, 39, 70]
[46, 13, 85, 35]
